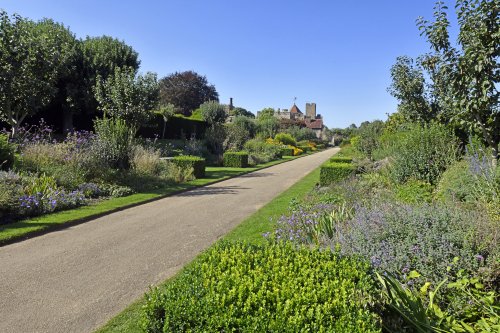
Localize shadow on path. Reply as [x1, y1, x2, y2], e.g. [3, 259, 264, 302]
[176, 185, 250, 197]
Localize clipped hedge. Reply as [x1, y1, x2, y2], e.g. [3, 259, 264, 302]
[141, 242, 381, 333]
[223, 151, 249, 168]
[170, 155, 205, 178]
[329, 156, 353, 164]
[280, 147, 294, 157]
[320, 162, 355, 186]
[316, 143, 325, 149]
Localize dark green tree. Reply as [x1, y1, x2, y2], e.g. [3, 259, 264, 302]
[159, 71, 218, 115]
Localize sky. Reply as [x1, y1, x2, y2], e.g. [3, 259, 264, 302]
[0, 0, 460, 128]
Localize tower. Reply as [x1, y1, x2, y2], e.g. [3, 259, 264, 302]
[306, 103, 316, 118]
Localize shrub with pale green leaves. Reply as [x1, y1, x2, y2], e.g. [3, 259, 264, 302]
[141, 242, 381, 333]
[388, 123, 459, 185]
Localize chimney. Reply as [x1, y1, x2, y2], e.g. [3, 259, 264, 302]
[229, 98, 234, 111]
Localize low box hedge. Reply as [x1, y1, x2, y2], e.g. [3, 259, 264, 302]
[329, 156, 353, 164]
[141, 242, 380, 332]
[320, 162, 355, 186]
[316, 143, 325, 149]
[280, 147, 294, 157]
[171, 155, 206, 178]
[223, 151, 249, 168]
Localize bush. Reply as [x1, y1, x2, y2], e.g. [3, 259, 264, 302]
[223, 151, 249, 168]
[274, 132, 297, 146]
[92, 118, 135, 169]
[394, 179, 434, 204]
[162, 162, 194, 183]
[388, 123, 459, 185]
[333, 202, 497, 285]
[329, 156, 353, 163]
[0, 134, 15, 171]
[435, 160, 476, 202]
[170, 155, 205, 178]
[130, 145, 162, 176]
[320, 162, 355, 186]
[298, 145, 311, 153]
[280, 147, 294, 156]
[141, 242, 381, 333]
[200, 101, 227, 125]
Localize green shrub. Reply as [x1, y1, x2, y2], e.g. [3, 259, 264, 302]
[329, 156, 353, 163]
[298, 145, 311, 153]
[170, 155, 205, 178]
[320, 162, 355, 186]
[130, 145, 162, 176]
[274, 132, 297, 146]
[395, 179, 434, 204]
[0, 134, 15, 171]
[435, 160, 476, 202]
[280, 147, 294, 156]
[92, 118, 135, 169]
[141, 242, 381, 333]
[316, 143, 325, 149]
[222, 151, 249, 168]
[389, 123, 459, 185]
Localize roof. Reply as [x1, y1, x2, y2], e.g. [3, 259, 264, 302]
[305, 118, 323, 130]
[289, 104, 302, 114]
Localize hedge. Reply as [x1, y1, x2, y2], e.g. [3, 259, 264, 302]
[223, 151, 249, 168]
[329, 157, 353, 164]
[316, 143, 325, 149]
[320, 162, 355, 186]
[280, 147, 294, 157]
[141, 242, 381, 333]
[170, 155, 206, 178]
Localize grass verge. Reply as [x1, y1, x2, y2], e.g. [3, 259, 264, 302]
[95, 159, 325, 333]
[0, 156, 302, 246]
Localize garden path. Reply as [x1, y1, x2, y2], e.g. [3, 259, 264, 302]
[0, 148, 337, 333]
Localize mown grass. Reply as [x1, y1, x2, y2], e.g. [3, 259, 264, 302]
[95, 158, 327, 333]
[0, 156, 297, 246]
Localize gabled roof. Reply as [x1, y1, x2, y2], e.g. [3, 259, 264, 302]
[305, 118, 323, 130]
[289, 104, 302, 114]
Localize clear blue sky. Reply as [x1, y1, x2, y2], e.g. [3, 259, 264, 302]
[1, 0, 459, 128]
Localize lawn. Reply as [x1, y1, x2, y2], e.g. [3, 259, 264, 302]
[0, 156, 298, 246]
[94, 158, 325, 333]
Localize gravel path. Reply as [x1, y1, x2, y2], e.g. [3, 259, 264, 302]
[0, 148, 337, 333]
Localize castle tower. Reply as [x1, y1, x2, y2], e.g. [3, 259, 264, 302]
[306, 103, 316, 118]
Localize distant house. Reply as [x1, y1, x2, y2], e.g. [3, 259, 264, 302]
[258, 102, 326, 139]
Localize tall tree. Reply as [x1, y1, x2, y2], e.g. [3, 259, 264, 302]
[417, 0, 499, 163]
[0, 11, 64, 136]
[388, 56, 435, 123]
[81, 36, 140, 115]
[94, 67, 159, 131]
[34, 19, 83, 133]
[158, 71, 218, 115]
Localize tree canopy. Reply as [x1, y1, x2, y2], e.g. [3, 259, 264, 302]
[159, 71, 218, 116]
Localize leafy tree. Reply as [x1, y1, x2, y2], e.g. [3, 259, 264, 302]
[224, 116, 256, 150]
[34, 19, 83, 133]
[417, 0, 499, 163]
[159, 71, 218, 115]
[388, 56, 435, 123]
[156, 103, 176, 139]
[81, 35, 140, 114]
[231, 107, 255, 118]
[0, 11, 65, 136]
[199, 101, 227, 125]
[258, 107, 275, 118]
[94, 67, 159, 131]
[256, 115, 279, 138]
